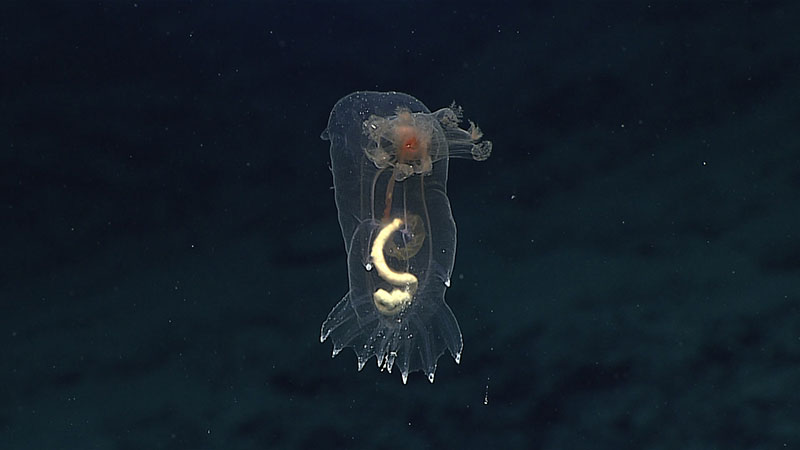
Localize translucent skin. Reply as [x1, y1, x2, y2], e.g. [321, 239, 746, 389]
[320, 91, 491, 383]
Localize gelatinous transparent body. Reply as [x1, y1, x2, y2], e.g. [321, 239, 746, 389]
[320, 91, 491, 383]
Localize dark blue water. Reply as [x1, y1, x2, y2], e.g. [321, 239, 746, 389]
[2, 2, 798, 449]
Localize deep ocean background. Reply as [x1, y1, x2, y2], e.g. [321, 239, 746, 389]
[2, 1, 799, 449]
